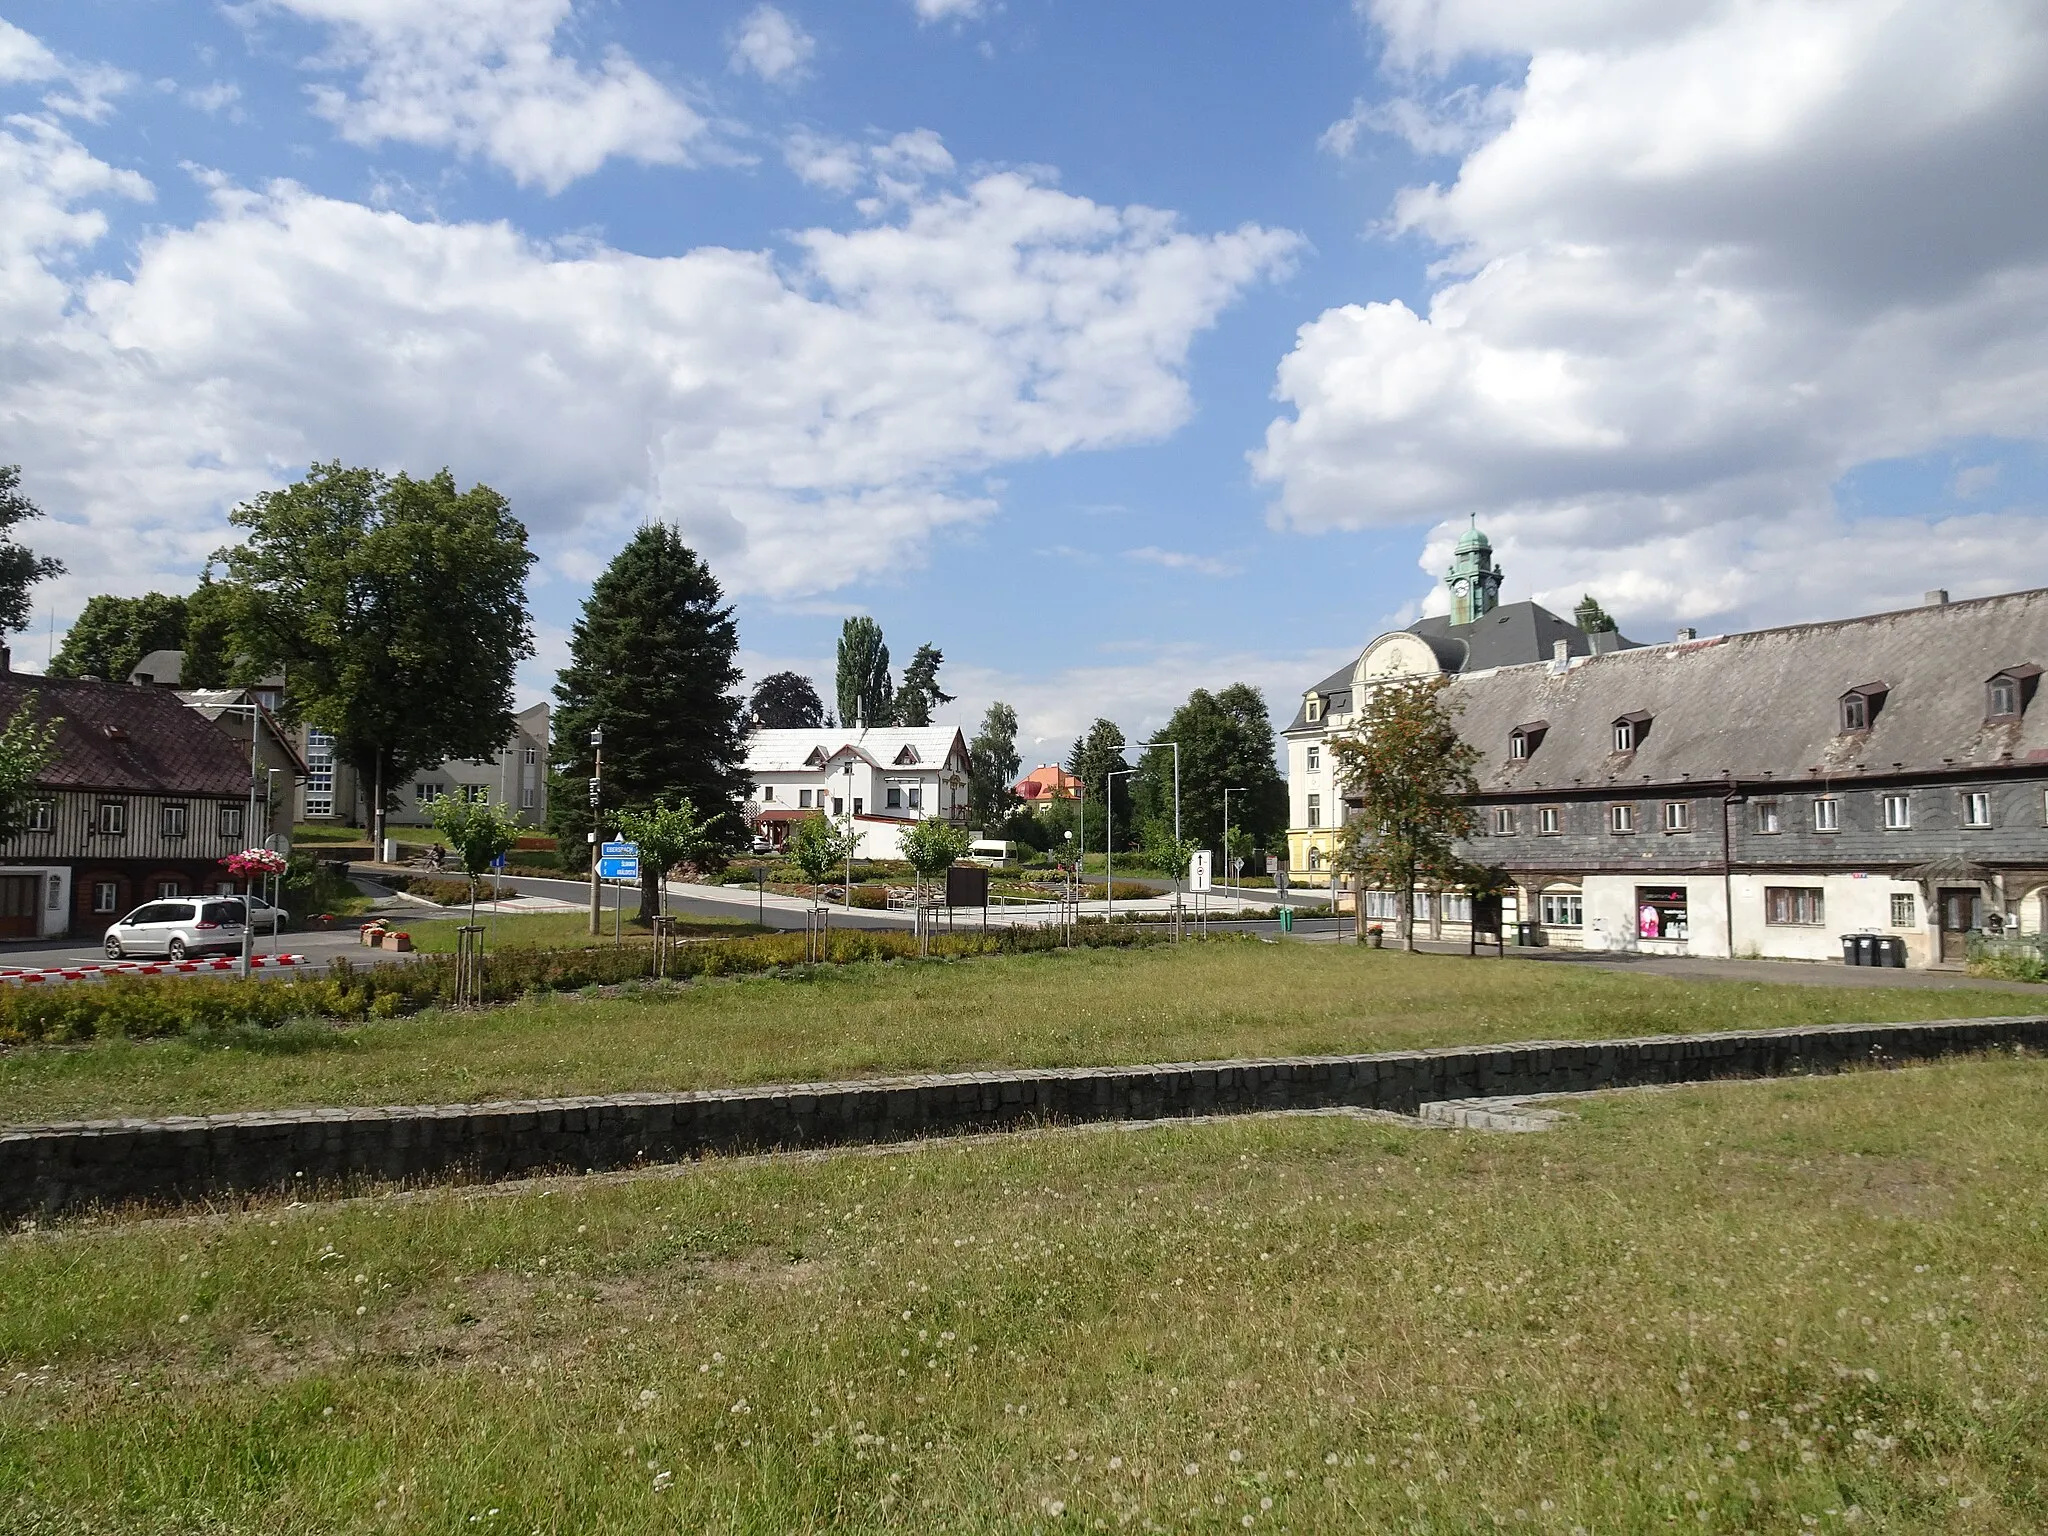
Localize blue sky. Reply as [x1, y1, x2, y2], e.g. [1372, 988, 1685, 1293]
[3, 0, 2046, 760]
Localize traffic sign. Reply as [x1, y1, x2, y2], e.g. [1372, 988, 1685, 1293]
[597, 840, 640, 880]
[1190, 849, 1213, 891]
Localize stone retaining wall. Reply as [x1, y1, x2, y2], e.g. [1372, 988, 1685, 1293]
[5, 1015, 2044, 1220]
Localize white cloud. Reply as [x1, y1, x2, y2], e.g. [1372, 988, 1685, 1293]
[913, 0, 985, 22]
[1261, 0, 2048, 631]
[729, 5, 815, 84]
[1125, 546, 1242, 579]
[183, 81, 245, 117]
[0, 16, 132, 121]
[256, 0, 706, 192]
[785, 127, 954, 202]
[0, 109, 1296, 624]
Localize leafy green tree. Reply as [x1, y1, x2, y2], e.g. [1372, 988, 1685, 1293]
[614, 796, 719, 921]
[1131, 684, 1286, 853]
[429, 795, 523, 931]
[0, 694, 61, 841]
[0, 467, 63, 634]
[1330, 674, 1480, 949]
[892, 643, 953, 727]
[1065, 717, 1130, 850]
[551, 525, 749, 885]
[49, 593, 190, 682]
[749, 671, 823, 729]
[1574, 595, 1617, 634]
[835, 616, 892, 730]
[898, 815, 970, 951]
[216, 463, 534, 846]
[967, 701, 1020, 830]
[179, 577, 244, 690]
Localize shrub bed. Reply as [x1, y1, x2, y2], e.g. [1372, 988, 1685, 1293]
[384, 874, 477, 906]
[0, 925, 1169, 1046]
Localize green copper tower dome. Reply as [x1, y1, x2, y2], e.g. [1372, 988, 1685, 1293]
[1444, 516, 1503, 626]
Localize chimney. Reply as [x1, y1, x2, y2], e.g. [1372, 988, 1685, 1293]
[1550, 639, 1571, 674]
[1924, 589, 1949, 606]
[1675, 626, 1696, 642]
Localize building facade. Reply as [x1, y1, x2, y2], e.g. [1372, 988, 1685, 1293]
[0, 668, 297, 938]
[745, 727, 971, 860]
[1285, 553, 2048, 968]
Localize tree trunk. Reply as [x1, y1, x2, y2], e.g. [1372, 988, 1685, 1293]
[1399, 873, 1415, 951]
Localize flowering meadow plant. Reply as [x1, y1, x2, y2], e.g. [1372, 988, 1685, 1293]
[221, 847, 287, 878]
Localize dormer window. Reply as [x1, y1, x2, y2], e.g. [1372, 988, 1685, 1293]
[1611, 712, 1650, 753]
[1508, 720, 1547, 761]
[1987, 665, 2040, 721]
[1838, 682, 1887, 733]
[1305, 695, 1322, 724]
[804, 747, 829, 767]
[893, 745, 921, 766]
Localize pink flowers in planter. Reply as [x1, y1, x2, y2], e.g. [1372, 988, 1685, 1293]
[222, 847, 288, 878]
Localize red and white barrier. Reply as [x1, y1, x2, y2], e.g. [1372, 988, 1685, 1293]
[0, 955, 306, 984]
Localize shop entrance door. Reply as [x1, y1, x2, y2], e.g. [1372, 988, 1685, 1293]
[1937, 887, 1980, 964]
[0, 874, 38, 937]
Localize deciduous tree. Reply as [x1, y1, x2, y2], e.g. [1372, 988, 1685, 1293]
[1131, 684, 1286, 853]
[49, 592, 189, 682]
[0, 467, 62, 636]
[216, 463, 534, 846]
[429, 794, 523, 933]
[749, 671, 823, 730]
[615, 796, 719, 921]
[0, 694, 61, 841]
[1330, 674, 1479, 949]
[1065, 717, 1130, 850]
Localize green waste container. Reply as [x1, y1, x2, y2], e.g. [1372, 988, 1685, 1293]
[1278, 907, 1294, 934]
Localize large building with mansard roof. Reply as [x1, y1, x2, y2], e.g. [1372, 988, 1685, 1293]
[1285, 530, 2048, 968]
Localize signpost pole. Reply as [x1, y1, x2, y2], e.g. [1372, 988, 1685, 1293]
[587, 728, 603, 936]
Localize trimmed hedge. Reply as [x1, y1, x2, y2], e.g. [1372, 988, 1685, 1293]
[0, 924, 1171, 1046]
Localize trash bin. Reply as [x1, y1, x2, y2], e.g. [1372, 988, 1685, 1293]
[1515, 921, 1543, 948]
[1841, 934, 1862, 966]
[1857, 934, 1881, 966]
[1278, 907, 1294, 934]
[1876, 935, 1906, 968]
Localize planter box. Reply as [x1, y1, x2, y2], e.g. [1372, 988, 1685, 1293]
[379, 933, 413, 952]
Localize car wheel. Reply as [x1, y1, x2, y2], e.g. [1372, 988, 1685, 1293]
[167, 937, 187, 960]
[103, 935, 124, 960]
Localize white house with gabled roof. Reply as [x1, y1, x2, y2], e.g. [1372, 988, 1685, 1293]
[745, 726, 972, 860]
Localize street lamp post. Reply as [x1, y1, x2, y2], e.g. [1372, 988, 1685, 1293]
[842, 759, 855, 905]
[1105, 768, 1136, 926]
[1222, 785, 1247, 914]
[1132, 739, 1181, 934]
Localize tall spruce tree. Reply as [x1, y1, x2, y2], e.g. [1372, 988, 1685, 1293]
[835, 616, 892, 729]
[551, 526, 748, 918]
[893, 642, 953, 726]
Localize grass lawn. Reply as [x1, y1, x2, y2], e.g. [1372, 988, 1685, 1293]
[2, 1055, 2043, 1532]
[0, 943, 2030, 1127]
[391, 911, 766, 955]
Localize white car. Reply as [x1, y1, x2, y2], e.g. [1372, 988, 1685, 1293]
[221, 892, 288, 930]
[103, 898, 248, 960]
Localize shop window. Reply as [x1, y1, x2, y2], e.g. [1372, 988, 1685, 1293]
[1636, 886, 1688, 941]
[93, 881, 118, 914]
[161, 803, 188, 839]
[24, 799, 51, 833]
[98, 801, 127, 836]
[1766, 887, 1825, 925]
[1307, 794, 1321, 829]
[1609, 803, 1636, 834]
[1963, 791, 1991, 828]
[1882, 793, 1911, 829]
[1813, 796, 1840, 832]
[1539, 806, 1562, 835]
[1491, 807, 1515, 835]
[1539, 891, 1582, 927]
[1754, 800, 1781, 835]
[1890, 893, 1916, 927]
[1662, 801, 1691, 833]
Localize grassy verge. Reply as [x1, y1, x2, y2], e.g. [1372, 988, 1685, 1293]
[2, 1055, 2043, 1532]
[398, 912, 767, 954]
[0, 942, 2029, 1126]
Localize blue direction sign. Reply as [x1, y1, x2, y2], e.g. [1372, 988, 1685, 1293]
[597, 840, 640, 880]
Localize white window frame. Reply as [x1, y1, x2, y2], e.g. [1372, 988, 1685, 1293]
[98, 800, 127, 836]
[1889, 892, 1916, 927]
[1662, 801, 1691, 833]
[1306, 793, 1321, 829]
[908, 786, 922, 810]
[1305, 697, 1321, 723]
[1539, 891, 1583, 927]
[1508, 732, 1528, 761]
[220, 804, 244, 841]
[1765, 886, 1825, 926]
[1882, 793, 1912, 830]
[92, 881, 118, 914]
[161, 803, 188, 839]
[1305, 745, 1319, 772]
[1813, 796, 1840, 833]
[1612, 721, 1635, 753]
[23, 798, 51, 833]
[1963, 791, 1991, 829]
[1755, 800, 1781, 835]
[1538, 806, 1562, 835]
[1609, 803, 1635, 834]
[1491, 806, 1514, 836]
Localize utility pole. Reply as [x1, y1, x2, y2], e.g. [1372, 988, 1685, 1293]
[587, 727, 603, 936]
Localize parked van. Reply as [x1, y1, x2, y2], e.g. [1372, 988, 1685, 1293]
[962, 839, 1018, 867]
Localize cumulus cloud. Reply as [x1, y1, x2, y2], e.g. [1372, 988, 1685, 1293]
[0, 106, 1296, 619]
[785, 127, 954, 202]
[256, 0, 706, 192]
[1259, 0, 2048, 630]
[0, 16, 132, 120]
[729, 5, 815, 84]
[912, 0, 985, 21]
